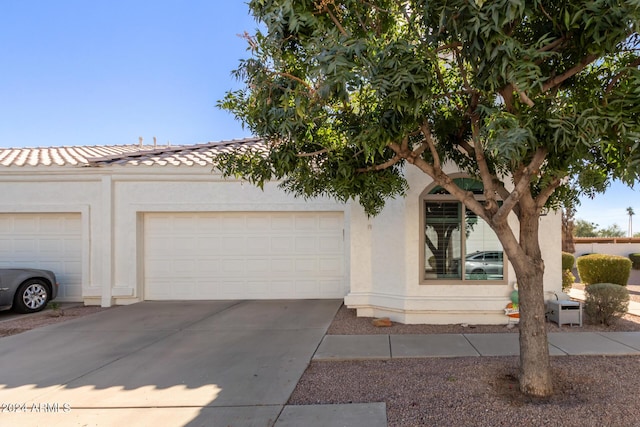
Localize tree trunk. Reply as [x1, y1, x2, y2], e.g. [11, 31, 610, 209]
[562, 209, 575, 253]
[516, 260, 553, 396]
[513, 213, 553, 397]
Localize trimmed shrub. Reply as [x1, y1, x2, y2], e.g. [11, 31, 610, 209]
[629, 253, 640, 270]
[562, 252, 575, 270]
[576, 254, 632, 286]
[562, 269, 575, 292]
[584, 283, 629, 325]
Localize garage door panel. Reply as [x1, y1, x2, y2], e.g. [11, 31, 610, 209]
[297, 281, 319, 296]
[319, 236, 343, 252]
[294, 216, 317, 230]
[222, 236, 247, 254]
[295, 259, 317, 273]
[220, 216, 245, 230]
[246, 216, 270, 230]
[246, 259, 269, 273]
[221, 258, 245, 274]
[247, 237, 270, 253]
[270, 215, 294, 230]
[195, 259, 220, 274]
[271, 258, 295, 273]
[172, 237, 196, 253]
[294, 237, 317, 253]
[13, 239, 37, 253]
[0, 213, 82, 301]
[271, 236, 294, 252]
[40, 238, 66, 255]
[320, 257, 344, 274]
[320, 279, 343, 296]
[144, 212, 345, 300]
[320, 215, 343, 228]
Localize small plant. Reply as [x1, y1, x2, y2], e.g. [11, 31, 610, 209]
[47, 301, 64, 317]
[629, 253, 640, 270]
[584, 283, 629, 326]
[562, 269, 575, 292]
[561, 252, 575, 292]
[576, 254, 632, 286]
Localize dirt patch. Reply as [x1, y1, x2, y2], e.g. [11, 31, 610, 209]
[0, 305, 111, 338]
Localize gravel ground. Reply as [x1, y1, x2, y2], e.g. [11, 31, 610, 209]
[291, 285, 640, 426]
[289, 356, 640, 427]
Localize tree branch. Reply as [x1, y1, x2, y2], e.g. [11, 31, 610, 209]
[356, 154, 402, 172]
[470, 112, 499, 214]
[355, 141, 403, 172]
[541, 54, 599, 93]
[273, 72, 317, 95]
[324, 6, 349, 37]
[605, 57, 640, 95]
[436, 42, 462, 53]
[412, 157, 489, 222]
[512, 82, 535, 107]
[297, 148, 329, 157]
[418, 122, 441, 170]
[537, 37, 566, 53]
[499, 85, 515, 113]
[494, 148, 548, 223]
[535, 177, 563, 210]
[455, 49, 473, 94]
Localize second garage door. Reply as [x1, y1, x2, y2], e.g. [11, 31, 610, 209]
[144, 212, 346, 300]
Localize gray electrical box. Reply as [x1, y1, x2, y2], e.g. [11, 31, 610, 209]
[547, 300, 582, 327]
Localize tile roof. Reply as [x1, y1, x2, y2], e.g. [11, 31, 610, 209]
[0, 138, 266, 168]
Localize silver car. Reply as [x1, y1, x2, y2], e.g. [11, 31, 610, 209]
[465, 251, 504, 276]
[0, 269, 58, 313]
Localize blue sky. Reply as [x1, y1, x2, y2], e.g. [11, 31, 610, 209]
[0, 1, 637, 229]
[0, 1, 254, 149]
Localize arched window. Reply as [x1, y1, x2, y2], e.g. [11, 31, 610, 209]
[422, 178, 505, 282]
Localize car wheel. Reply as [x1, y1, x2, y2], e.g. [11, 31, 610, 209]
[13, 279, 50, 314]
[471, 268, 485, 275]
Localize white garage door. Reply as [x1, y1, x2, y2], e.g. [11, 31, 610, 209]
[144, 212, 346, 300]
[0, 213, 83, 301]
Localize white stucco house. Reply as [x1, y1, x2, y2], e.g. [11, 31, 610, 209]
[0, 138, 562, 324]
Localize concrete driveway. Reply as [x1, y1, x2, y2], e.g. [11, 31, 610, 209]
[0, 299, 342, 426]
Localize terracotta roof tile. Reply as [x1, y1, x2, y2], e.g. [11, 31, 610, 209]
[0, 138, 266, 168]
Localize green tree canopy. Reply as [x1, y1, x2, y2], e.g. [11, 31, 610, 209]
[216, 0, 640, 397]
[598, 223, 626, 237]
[574, 219, 599, 237]
[575, 220, 628, 237]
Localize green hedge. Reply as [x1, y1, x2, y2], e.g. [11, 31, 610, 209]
[629, 253, 640, 270]
[576, 254, 632, 286]
[562, 252, 575, 270]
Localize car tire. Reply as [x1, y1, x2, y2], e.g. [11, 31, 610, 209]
[471, 268, 485, 274]
[13, 279, 50, 314]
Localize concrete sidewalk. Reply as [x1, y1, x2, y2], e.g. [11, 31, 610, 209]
[314, 331, 640, 361]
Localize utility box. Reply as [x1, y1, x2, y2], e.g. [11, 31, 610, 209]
[547, 300, 582, 327]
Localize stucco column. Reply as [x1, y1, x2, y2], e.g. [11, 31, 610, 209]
[101, 176, 113, 307]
